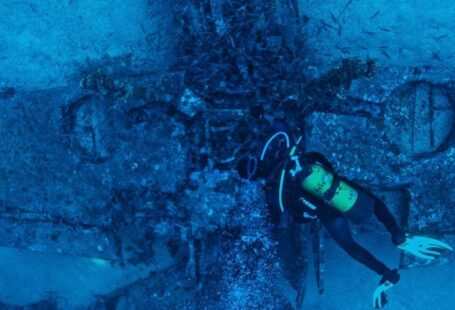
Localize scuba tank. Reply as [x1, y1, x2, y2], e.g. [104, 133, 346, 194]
[300, 163, 358, 213]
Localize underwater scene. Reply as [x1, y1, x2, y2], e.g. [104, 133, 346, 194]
[0, 0, 454, 309]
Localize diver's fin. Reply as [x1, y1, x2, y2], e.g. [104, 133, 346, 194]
[398, 236, 453, 260]
[373, 280, 393, 308]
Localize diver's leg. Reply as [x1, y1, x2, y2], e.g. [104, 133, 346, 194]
[371, 196, 406, 245]
[319, 208, 393, 277]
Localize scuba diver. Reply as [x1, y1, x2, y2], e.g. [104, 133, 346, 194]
[237, 118, 453, 309]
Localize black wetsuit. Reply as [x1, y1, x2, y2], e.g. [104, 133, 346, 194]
[237, 120, 404, 283]
[285, 152, 405, 282]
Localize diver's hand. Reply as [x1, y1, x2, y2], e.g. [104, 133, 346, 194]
[398, 236, 453, 260]
[373, 269, 399, 309]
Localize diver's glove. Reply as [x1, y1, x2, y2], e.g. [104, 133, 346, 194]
[373, 269, 400, 309]
[397, 236, 453, 260]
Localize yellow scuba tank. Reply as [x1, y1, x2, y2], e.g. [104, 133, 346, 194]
[301, 163, 358, 213]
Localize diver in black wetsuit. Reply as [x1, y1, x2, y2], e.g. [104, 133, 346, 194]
[237, 118, 453, 308]
[287, 152, 404, 279]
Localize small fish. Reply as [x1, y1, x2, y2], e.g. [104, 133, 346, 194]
[432, 52, 441, 61]
[330, 11, 337, 23]
[339, 0, 354, 19]
[303, 15, 311, 24]
[28, 3, 38, 12]
[379, 27, 392, 32]
[381, 49, 391, 59]
[320, 19, 338, 31]
[434, 34, 448, 41]
[370, 10, 380, 19]
[363, 30, 375, 36]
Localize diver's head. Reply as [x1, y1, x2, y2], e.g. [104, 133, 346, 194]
[236, 130, 290, 181]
